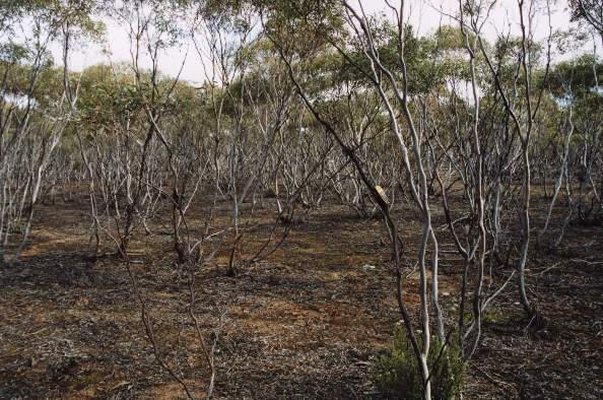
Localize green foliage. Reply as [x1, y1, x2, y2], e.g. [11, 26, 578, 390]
[0, 43, 29, 64]
[375, 326, 464, 400]
[569, 0, 603, 35]
[548, 54, 603, 97]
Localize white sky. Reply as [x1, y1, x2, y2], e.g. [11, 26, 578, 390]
[55, 0, 597, 84]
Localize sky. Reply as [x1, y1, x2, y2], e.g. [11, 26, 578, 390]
[54, 0, 597, 84]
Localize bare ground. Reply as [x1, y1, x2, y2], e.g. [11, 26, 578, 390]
[0, 195, 601, 399]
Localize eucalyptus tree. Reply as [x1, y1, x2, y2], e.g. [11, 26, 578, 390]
[66, 2, 225, 397]
[250, 2, 446, 397]
[570, 0, 603, 43]
[255, 0, 564, 397]
[192, 2, 331, 275]
[1, 0, 598, 398]
[460, 0, 555, 318]
[0, 0, 101, 265]
[235, 41, 338, 219]
[540, 54, 603, 244]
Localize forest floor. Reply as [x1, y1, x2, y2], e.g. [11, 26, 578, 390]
[0, 193, 602, 399]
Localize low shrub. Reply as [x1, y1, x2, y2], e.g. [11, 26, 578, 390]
[374, 325, 464, 399]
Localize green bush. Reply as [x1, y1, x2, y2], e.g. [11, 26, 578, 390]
[374, 325, 464, 399]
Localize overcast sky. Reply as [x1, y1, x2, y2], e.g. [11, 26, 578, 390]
[55, 0, 596, 84]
